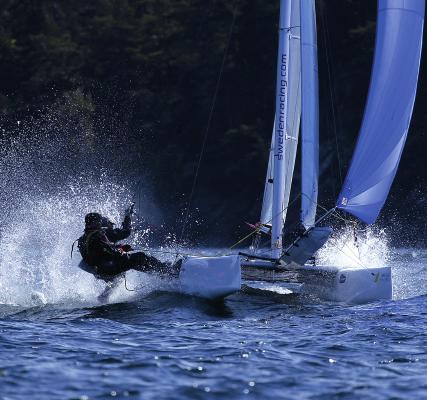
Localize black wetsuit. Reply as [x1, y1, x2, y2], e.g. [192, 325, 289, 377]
[77, 216, 171, 281]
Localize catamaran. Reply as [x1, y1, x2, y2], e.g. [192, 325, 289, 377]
[178, 0, 425, 303]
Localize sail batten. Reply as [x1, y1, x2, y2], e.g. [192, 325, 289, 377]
[336, 0, 424, 224]
[260, 126, 274, 225]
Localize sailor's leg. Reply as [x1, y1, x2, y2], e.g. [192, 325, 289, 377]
[97, 274, 125, 302]
[95, 261, 131, 277]
[126, 252, 180, 275]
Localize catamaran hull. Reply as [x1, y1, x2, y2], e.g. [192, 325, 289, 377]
[241, 260, 392, 304]
[177, 253, 392, 303]
[297, 264, 392, 304]
[178, 255, 241, 300]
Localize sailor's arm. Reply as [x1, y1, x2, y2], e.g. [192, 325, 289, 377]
[107, 204, 134, 242]
[96, 232, 130, 263]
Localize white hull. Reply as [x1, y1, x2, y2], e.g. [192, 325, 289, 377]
[176, 254, 392, 304]
[296, 264, 392, 304]
[241, 259, 392, 304]
[178, 255, 241, 300]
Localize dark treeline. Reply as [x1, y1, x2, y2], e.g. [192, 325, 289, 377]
[0, 0, 425, 246]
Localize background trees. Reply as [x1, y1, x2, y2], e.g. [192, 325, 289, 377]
[0, 0, 425, 245]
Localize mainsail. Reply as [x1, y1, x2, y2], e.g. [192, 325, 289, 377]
[262, 0, 301, 256]
[337, 0, 425, 224]
[300, 0, 319, 229]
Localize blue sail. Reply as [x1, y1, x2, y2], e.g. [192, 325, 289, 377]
[300, 0, 319, 229]
[336, 0, 425, 224]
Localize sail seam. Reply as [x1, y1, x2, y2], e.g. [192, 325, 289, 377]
[378, 8, 425, 18]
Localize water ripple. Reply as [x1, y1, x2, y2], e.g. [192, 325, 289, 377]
[0, 251, 426, 399]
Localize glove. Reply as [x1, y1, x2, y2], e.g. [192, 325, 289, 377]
[117, 244, 133, 253]
[125, 203, 135, 218]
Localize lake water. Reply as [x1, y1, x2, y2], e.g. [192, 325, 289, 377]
[0, 248, 426, 400]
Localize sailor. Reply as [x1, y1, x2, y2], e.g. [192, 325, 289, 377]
[77, 204, 179, 282]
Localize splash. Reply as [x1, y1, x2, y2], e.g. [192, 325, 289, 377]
[0, 177, 178, 307]
[0, 94, 171, 307]
[316, 225, 390, 268]
[0, 178, 142, 306]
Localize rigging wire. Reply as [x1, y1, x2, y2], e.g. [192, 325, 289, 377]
[229, 194, 302, 249]
[125, 3, 373, 288]
[123, 201, 366, 276]
[229, 191, 368, 267]
[134, 0, 217, 239]
[162, 2, 366, 269]
[178, 0, 239, 244]
[319, 1, 343, 186]
[124, 275, 138, 292]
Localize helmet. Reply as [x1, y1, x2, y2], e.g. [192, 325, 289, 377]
[84, 213, 103, 229]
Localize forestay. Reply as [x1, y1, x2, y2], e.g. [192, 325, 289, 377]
[300, 0, 319, 229]
[337, 0, 425, 224]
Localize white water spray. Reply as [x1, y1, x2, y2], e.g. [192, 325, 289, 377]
[0, 179, 140, 306]
[0, 98, 174, 307]
[0, 177, 177, 307]
[316, 226, 390, 268]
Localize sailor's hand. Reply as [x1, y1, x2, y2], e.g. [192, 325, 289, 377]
[125, 203, 135, 218]
[117, 244, 133, 253]
[121, 244, 133, 252]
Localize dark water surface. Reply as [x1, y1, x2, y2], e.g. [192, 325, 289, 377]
[0, 249, 426, 400]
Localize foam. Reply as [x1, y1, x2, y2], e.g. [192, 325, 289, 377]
[316, 226, 390, 268]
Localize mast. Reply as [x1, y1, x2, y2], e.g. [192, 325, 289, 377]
[300, 0, 319, 229]
[261, 0, 301, 229]
[271, 0, 292, 258]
